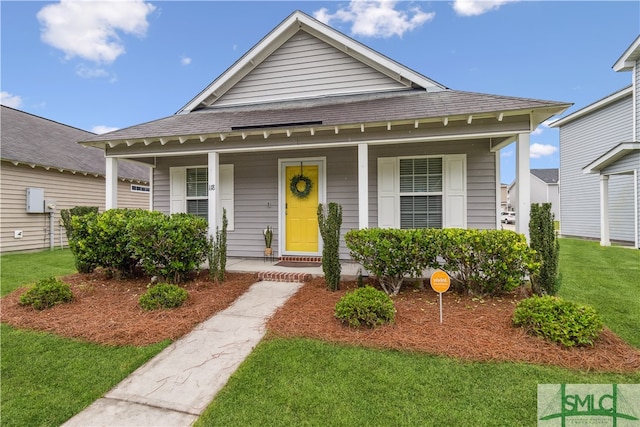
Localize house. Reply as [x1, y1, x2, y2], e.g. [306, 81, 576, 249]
[79, 11, 570, 259]
[550, 36, 640, 249]
[500, 183, 509, 211]
[0, 106, 151, 253]
[507, 168, 559, 219]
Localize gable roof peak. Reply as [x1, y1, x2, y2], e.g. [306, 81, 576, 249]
[177, 10, 446, 114]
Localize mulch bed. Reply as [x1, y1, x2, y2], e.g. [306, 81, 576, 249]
[2, 272, 639, 373]
[267, 278, 640, 373]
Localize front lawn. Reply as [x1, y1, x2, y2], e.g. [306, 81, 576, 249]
[196, 337, 640, 427]
[558, 238, 640, 347]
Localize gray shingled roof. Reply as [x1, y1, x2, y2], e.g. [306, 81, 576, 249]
[82, 89, 571, 143]
[531, 168, 559, 184]
[1, 106, 149, 182]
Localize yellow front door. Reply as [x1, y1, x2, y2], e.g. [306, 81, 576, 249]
[285, 165, 319, 253]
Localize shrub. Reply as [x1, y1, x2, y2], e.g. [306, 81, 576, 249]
[19, 277, 73, 310]
[513, 296, 603, 347]
[128, 211, 209, 283]
[68, 211, 100, 273]
[439, 229, 539, 296]
[139, 283, 189, 310]
[335, 286, 395, 328]
[529, 203, 560, 296]
[345, 228, 439, 296]
[318, 202, 343, 291]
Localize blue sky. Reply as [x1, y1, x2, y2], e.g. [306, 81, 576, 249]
[2, 1, 638, 184]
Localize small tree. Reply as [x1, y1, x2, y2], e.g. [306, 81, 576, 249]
[317, 202, 342, 291]
[529, 203, 560, 295]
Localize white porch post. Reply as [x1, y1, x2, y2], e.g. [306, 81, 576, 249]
[515, 133, 530, 240]
[495, 151, 502, 229]
[105, 157, 118, 210]
[358, 143, 369, 229]
[208, 152, 220, 239]
[599, 174, 610, 246]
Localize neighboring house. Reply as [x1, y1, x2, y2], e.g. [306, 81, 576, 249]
[79, 11, 570, 259]
[507, 169, 559, 219]
[550, 36, 640, 249]
[500, 183, 509, 211]
[1, 106, 151, 253]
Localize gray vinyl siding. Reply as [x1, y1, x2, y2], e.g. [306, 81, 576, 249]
[636, 60, 640, 139]
[559, 94, 634, 242]
[216, 30, 407, 107]
[0, 163, 149, 253]
[601, 152, 640, 244]
[369, 140, 496, 230]
[153, 139, 496, 259]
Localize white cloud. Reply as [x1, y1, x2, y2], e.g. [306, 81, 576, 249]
[501, 149, 513, 157]
[37, 0, 156, 64]
[180, 56, 192, 66]
[75, 64, 109, 79]
[314, 1, 435, 38]
[1, 91, 23, 108]
[92, 125, 119, 134]
[530, 143, 557, 159]
[532, 118, 556, 135]
[452, 0, 518, 17]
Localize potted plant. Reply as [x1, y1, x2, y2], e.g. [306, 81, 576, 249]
[263, 226, 273, 256]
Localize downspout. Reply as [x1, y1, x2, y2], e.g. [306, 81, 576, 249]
[49, 211, 55, 251]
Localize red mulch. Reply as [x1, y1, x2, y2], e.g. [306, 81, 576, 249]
[2, 272, 639, 373]
[267, 278, 640, 374]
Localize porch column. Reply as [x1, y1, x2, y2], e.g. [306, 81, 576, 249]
[208, 152, 220, 239]
[599, 174, 610, 246]
[515, 133, 530, 241]
[105, 157, 118, 210]
[358, 143, 369, 229]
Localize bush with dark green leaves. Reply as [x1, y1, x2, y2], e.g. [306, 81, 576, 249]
[128, 212, 209, 283]
[335, 286, 395, 328]
[318, 202, 343, 291]
[513, 296, 603, 347]
[61, 206, 99, 273]
[529, 203, 560, 296]
[19, 277, 73, 310]
[138, 283, 189, 311]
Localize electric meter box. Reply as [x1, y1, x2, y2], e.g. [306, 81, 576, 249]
[26, 188, 45, 213]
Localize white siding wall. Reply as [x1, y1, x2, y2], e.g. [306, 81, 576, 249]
[559, 95, 634, 242]
[635, 59, 640, 140]
[0, 163, 149, 253]
[216, 30, 406, 107]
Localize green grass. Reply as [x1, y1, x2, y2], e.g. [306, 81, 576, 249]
[1, 324, 169, 427]
[196, 337, 640, 427]
[1, 249, 76, 296]
[2, 241, 639, 426]
[558, 238, 640, 347]
[0, 249, 169, 427]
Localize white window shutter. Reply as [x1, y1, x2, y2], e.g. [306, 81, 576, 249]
[169, 167, 186, 214]
[444, 155, 467, 228]
[219, 164, 234, 231]
[377, 157, 398, 228]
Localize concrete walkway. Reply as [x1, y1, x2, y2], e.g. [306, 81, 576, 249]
[62, 280, 304, 427]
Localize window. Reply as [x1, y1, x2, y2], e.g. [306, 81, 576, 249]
[170, 164, 234, 230]
[377, 155, 466, 229]
[131, 184, 150, 193]
[186, 167, 208, 220]
[399, 158, 443, 228]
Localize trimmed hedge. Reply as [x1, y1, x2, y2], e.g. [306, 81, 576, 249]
[345, 228, 538, 296]
[335, 286, 395, 328]
[139, 283, 189, 310]
[513, 296, 603, 347]
[19, 277, 73, 310]
[69, 209, 210, 283]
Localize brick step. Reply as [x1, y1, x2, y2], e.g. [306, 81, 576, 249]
[278, 256, 322, 263]
[257, 271, 313, 283]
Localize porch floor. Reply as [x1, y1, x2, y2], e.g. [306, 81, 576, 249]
[225, 257, 364, 282]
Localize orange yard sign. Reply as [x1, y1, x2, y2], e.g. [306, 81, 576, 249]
[430, 270, 450, 293]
